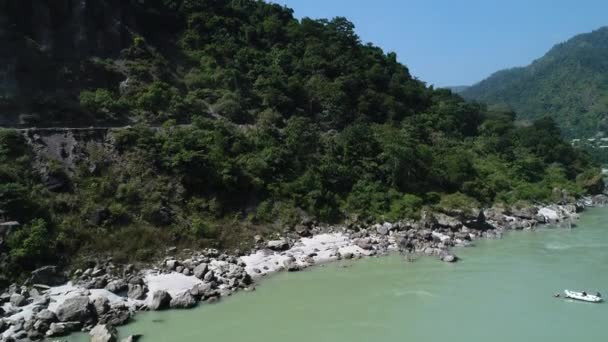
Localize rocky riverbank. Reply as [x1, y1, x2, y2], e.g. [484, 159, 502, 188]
[1, 195, 607, 342]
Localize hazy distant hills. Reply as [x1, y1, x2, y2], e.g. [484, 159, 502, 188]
[462, 27, 608, 138]
[445, 85, 469, 94]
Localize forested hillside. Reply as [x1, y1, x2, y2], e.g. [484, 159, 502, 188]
[462, 27, 608, 138]
[0, 0, 600, 284]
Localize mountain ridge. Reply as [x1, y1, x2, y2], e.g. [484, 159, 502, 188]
[462, 26, 608, 137]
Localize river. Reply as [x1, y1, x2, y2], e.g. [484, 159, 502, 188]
[67, 207, 608, 341]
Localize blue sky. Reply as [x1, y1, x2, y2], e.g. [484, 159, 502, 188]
[271, 0, 607, 87]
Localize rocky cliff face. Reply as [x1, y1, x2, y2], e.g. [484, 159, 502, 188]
[22, 128, 117, 176]
[0, 0, 177, 127]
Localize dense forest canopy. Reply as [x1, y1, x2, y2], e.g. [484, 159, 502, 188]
[0, 0, 601, 284]
[462, 27, 608, 139]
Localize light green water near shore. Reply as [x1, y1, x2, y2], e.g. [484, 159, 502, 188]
[68, 208, 608, 341]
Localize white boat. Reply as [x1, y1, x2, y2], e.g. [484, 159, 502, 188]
[564, 290, 603, 303]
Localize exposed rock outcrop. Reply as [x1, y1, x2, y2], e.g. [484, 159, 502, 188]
[149, 290, 171, 311]
[90, 324, 118, 342]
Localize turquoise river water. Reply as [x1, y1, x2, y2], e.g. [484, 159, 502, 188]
[67, 207, 608, 341]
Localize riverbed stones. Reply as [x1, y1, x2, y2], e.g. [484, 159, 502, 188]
[56, 296, 94, 322]
[105, 279, 128, 294]
[283, 257, 301, 272]
[267, 238, 290, 251]
[150, 290, 171, 310]
[9, 293, 27, 307]
[441, 254, 458, 263]
[203, 270, 215, 282]
[189, 282, 213, 299]
[46, 321, 82, 337]
[341, 252, 354, 259]
[90, 324, 118, 342]
[93, 296, 111, 316]
[127, 284, 147, 300]
[510, 206, 537, 220]
[170, 291, 197, 309]
[84, 276, 108, 289]
[375, 222, 392, 236]
[434, 213, 462, 230]
[98, 305, 131, 326]
[355, 238, 373, 250]
[165, 259, 179, 271]
[29, 265, 67, 286]
[36, 309, 57, 322]
[193, 263, 208, 279]
[122, 335, 142, 342]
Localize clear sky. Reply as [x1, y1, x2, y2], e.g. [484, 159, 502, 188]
[271, 0, 607, 87]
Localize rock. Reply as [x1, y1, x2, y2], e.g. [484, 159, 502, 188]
[591, 194, 608, 206]
[355, 238, 373, 250]
[127, 284, 147, 300]
[434, 213, 462, 230]
[36, 309, 57, 322]
[46, 321, 82, 337]
[441, 254, 458, 263]
[10, 293, 27, 307]
[84, 277, 108, 289]
[341, 252, 354, 259]
[165, 260, 179, 271]
[98, 306, 131, 326]
[431, 231, 452, 243]
[266, 238, 290, 251]
[189, 282, 213, 299]
[193, 263, 208, 279]
[295, 225, 311, 237]
[510, 206, 537, 220]
[90, 324, 118, 342]
[420, 210, 438, 228]
[282, 257, 301, 272]
[33, 317, 51, 333]
[378, 223, 389, 235]
[149, 290, 171, 310]
[91, 267, 106, 277]
[127, 276, 144, 285]
[169, 291, 197, 309]
[203, 270, 215, 282]
[105, 279, 128, 294]
[93, 296, 111, 316]
[0, 318, 5, 333]
[56, 296, 93, 322]
[121, 335, 143, 342]
[29, 266, 67, 286]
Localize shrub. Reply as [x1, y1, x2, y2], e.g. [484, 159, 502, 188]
[387, 193, 424, 221]
[437, 192, 480, 213]
[80, 89, 123, 118]
[190, 216, 218, 238]
[7, 218, 53, 268]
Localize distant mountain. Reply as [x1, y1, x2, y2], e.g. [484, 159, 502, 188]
[462, 27, 608, 138]
[445, 85, 469, 94]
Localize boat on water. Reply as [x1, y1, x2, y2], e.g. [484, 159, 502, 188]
[564, 290, 603, 303]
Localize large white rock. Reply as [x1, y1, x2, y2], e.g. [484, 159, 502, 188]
[90, 324, 117, 342]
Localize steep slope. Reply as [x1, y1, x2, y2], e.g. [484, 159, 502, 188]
[0, 0, 600, 284]
[462, 27, 608, 138]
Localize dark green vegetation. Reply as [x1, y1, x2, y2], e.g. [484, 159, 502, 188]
[0, 1, 601, 284]
[463, 27, 608, 138]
